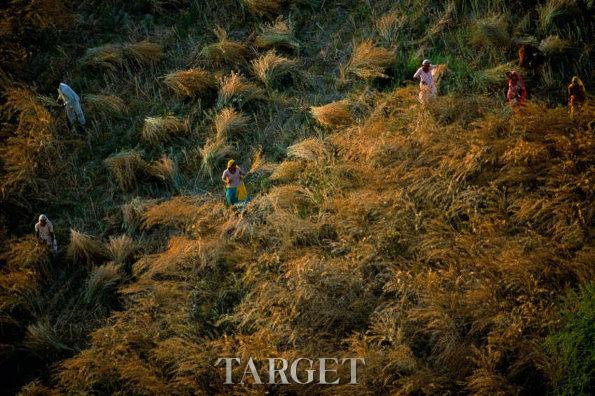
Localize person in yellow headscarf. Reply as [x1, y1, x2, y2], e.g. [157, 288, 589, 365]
[221, 159, 246, 206]
[568, 76, 586, 116]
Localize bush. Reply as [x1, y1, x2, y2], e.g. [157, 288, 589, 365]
[543, 283, 594, 395]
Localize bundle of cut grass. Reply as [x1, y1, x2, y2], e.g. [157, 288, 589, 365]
[214, 107, 250, 141]
[142, 196, 204, 230]
[251, 50, 298, 88]
[244, 0, 284, 17]
[199, 27, 247, 65]
[310, 100, 352, 128]
[163, 68, 216, 98]
[81, 44, 125, 71]
[346, 39, 395, 80]
[217, 71, 264, 108]
[106, 235, 136, 265]
[270, 160, 302, 182]
[121, 197, 156, 233]
[124, 41, 162, 65]
[141, 115, 188, 145]
[255, 17, 299, 51]
[24, 317, 71, 355]
[199, 138, 234, 177]
[477, 62, 515, 87]
[148, 155, 179, 188]
[1, 235, 50, 269]
[83, 263, 122, 305]
[287, 137, 329, 161]
[84, 94, 127, 117]
[66, 229, 106, 266]
[470, 15, 510, 48]
[375, 11, 402, 45]
[104, 150, 149, 191]
[538, 0, 578, 31]
[539, 35, 570, 56]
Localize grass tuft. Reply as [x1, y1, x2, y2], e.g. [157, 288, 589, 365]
[255, 17, 300, 51]
[66, 229, 106, 266]
[83, 263, 122, 305]
[244, 0, 284, 18]
[251, 50, 298, 88]
[216, 71, 264, 108]
[470, 15, 510, 48]
[346, 39, 395, 80]
[104, 150, 149, 191]
[310, 100, 352, 128]
[199, 27, 247, 66]
[84, 94, 127, 117]
[106, 235, 136, 265]
[141, 116, 188, 145]
[214, 107, 250, 141]
[539, 35, 570, 56]
[163, 68, 216, 98]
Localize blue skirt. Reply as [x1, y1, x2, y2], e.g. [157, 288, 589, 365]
[226, 187, 238, 206]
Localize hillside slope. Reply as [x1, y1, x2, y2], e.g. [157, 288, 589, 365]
[1, 0, 593, 394]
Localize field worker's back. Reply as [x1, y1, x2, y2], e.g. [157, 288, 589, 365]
[35, 219, 54, 245]
[58, 83, 86, 125]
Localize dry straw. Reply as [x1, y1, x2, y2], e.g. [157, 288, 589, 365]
[347, 39, 395, 79]
[310, 100, 352, 128]
[163, 68, 216, 98]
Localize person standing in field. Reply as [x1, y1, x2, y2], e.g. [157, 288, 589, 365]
[222, 159, 246, 206]
[505, 71, 527, 108]
[57, 82, 86, 129]
[413, 59, 437, 105]
[567, 76, 586, 117]
[35, 214, 58, 253]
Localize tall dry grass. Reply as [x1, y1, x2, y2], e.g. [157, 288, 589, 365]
[346, 39, 395, 80]
[244, 0, 284, 17]
[216, 71, 264, 108]
[66, 229, 107, 266]
[214, 107, 250, 141]
[310, 100, 352, 128]
[141, 116, 188, 145]
[251, 50, 297, 88]
[104, 150, 149, 191]
[163, 68, 216, 98]
[255, 17, 299, 51]
[199, 27, 247, 66]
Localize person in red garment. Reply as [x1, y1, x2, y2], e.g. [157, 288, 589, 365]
[506, 71, 527, 108]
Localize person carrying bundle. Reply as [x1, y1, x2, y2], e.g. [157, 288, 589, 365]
[413, 59, 437, 105]
[57, 82, 86, 128]
[35, 214, 58, 253]
[567, 76, 586, 117]
[506, 71, 527, 108]
[222, 159, 248, 206]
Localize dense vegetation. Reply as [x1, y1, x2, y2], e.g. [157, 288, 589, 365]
[1, 0, 593, 394]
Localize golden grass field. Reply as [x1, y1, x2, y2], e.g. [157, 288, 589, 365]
[1, 0, 593, 394]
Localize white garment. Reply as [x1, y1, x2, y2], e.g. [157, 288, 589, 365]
[413, 66, 437, 104]
[35, 220, 54, 245]
[58, 83, 86, 125]
[221, 166, 244, 188]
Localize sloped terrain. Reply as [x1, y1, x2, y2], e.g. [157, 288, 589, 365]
[1, 0, 593, 394]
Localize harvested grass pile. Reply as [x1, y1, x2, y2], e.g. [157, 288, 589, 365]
[83, 263, 122, 305]
[163, 68, 216, 98]
[84, 94, 127, 117]
[217, 72, 264, 108]
[141, 116, 188, 145]
[255, 17, 299, 51]
[310, 100, 352, 128]
[347, 39, 395, 80]
[470, 15, 510, 48]
[287, 137, 330, 161]
[82, 41, 162, 70]
[142, 196, 206, 230]
[121, 197, 156, 233]
[104, 150, 149, 191]
[66, 229, 106, 266]
[244, 0, 284, 18]
[106, 235, 136, 265]
[251, 50, 297, 88]
[539, 35, 569, 56]
[214, 107, 250, 140]
[199, 27, 247, 66]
